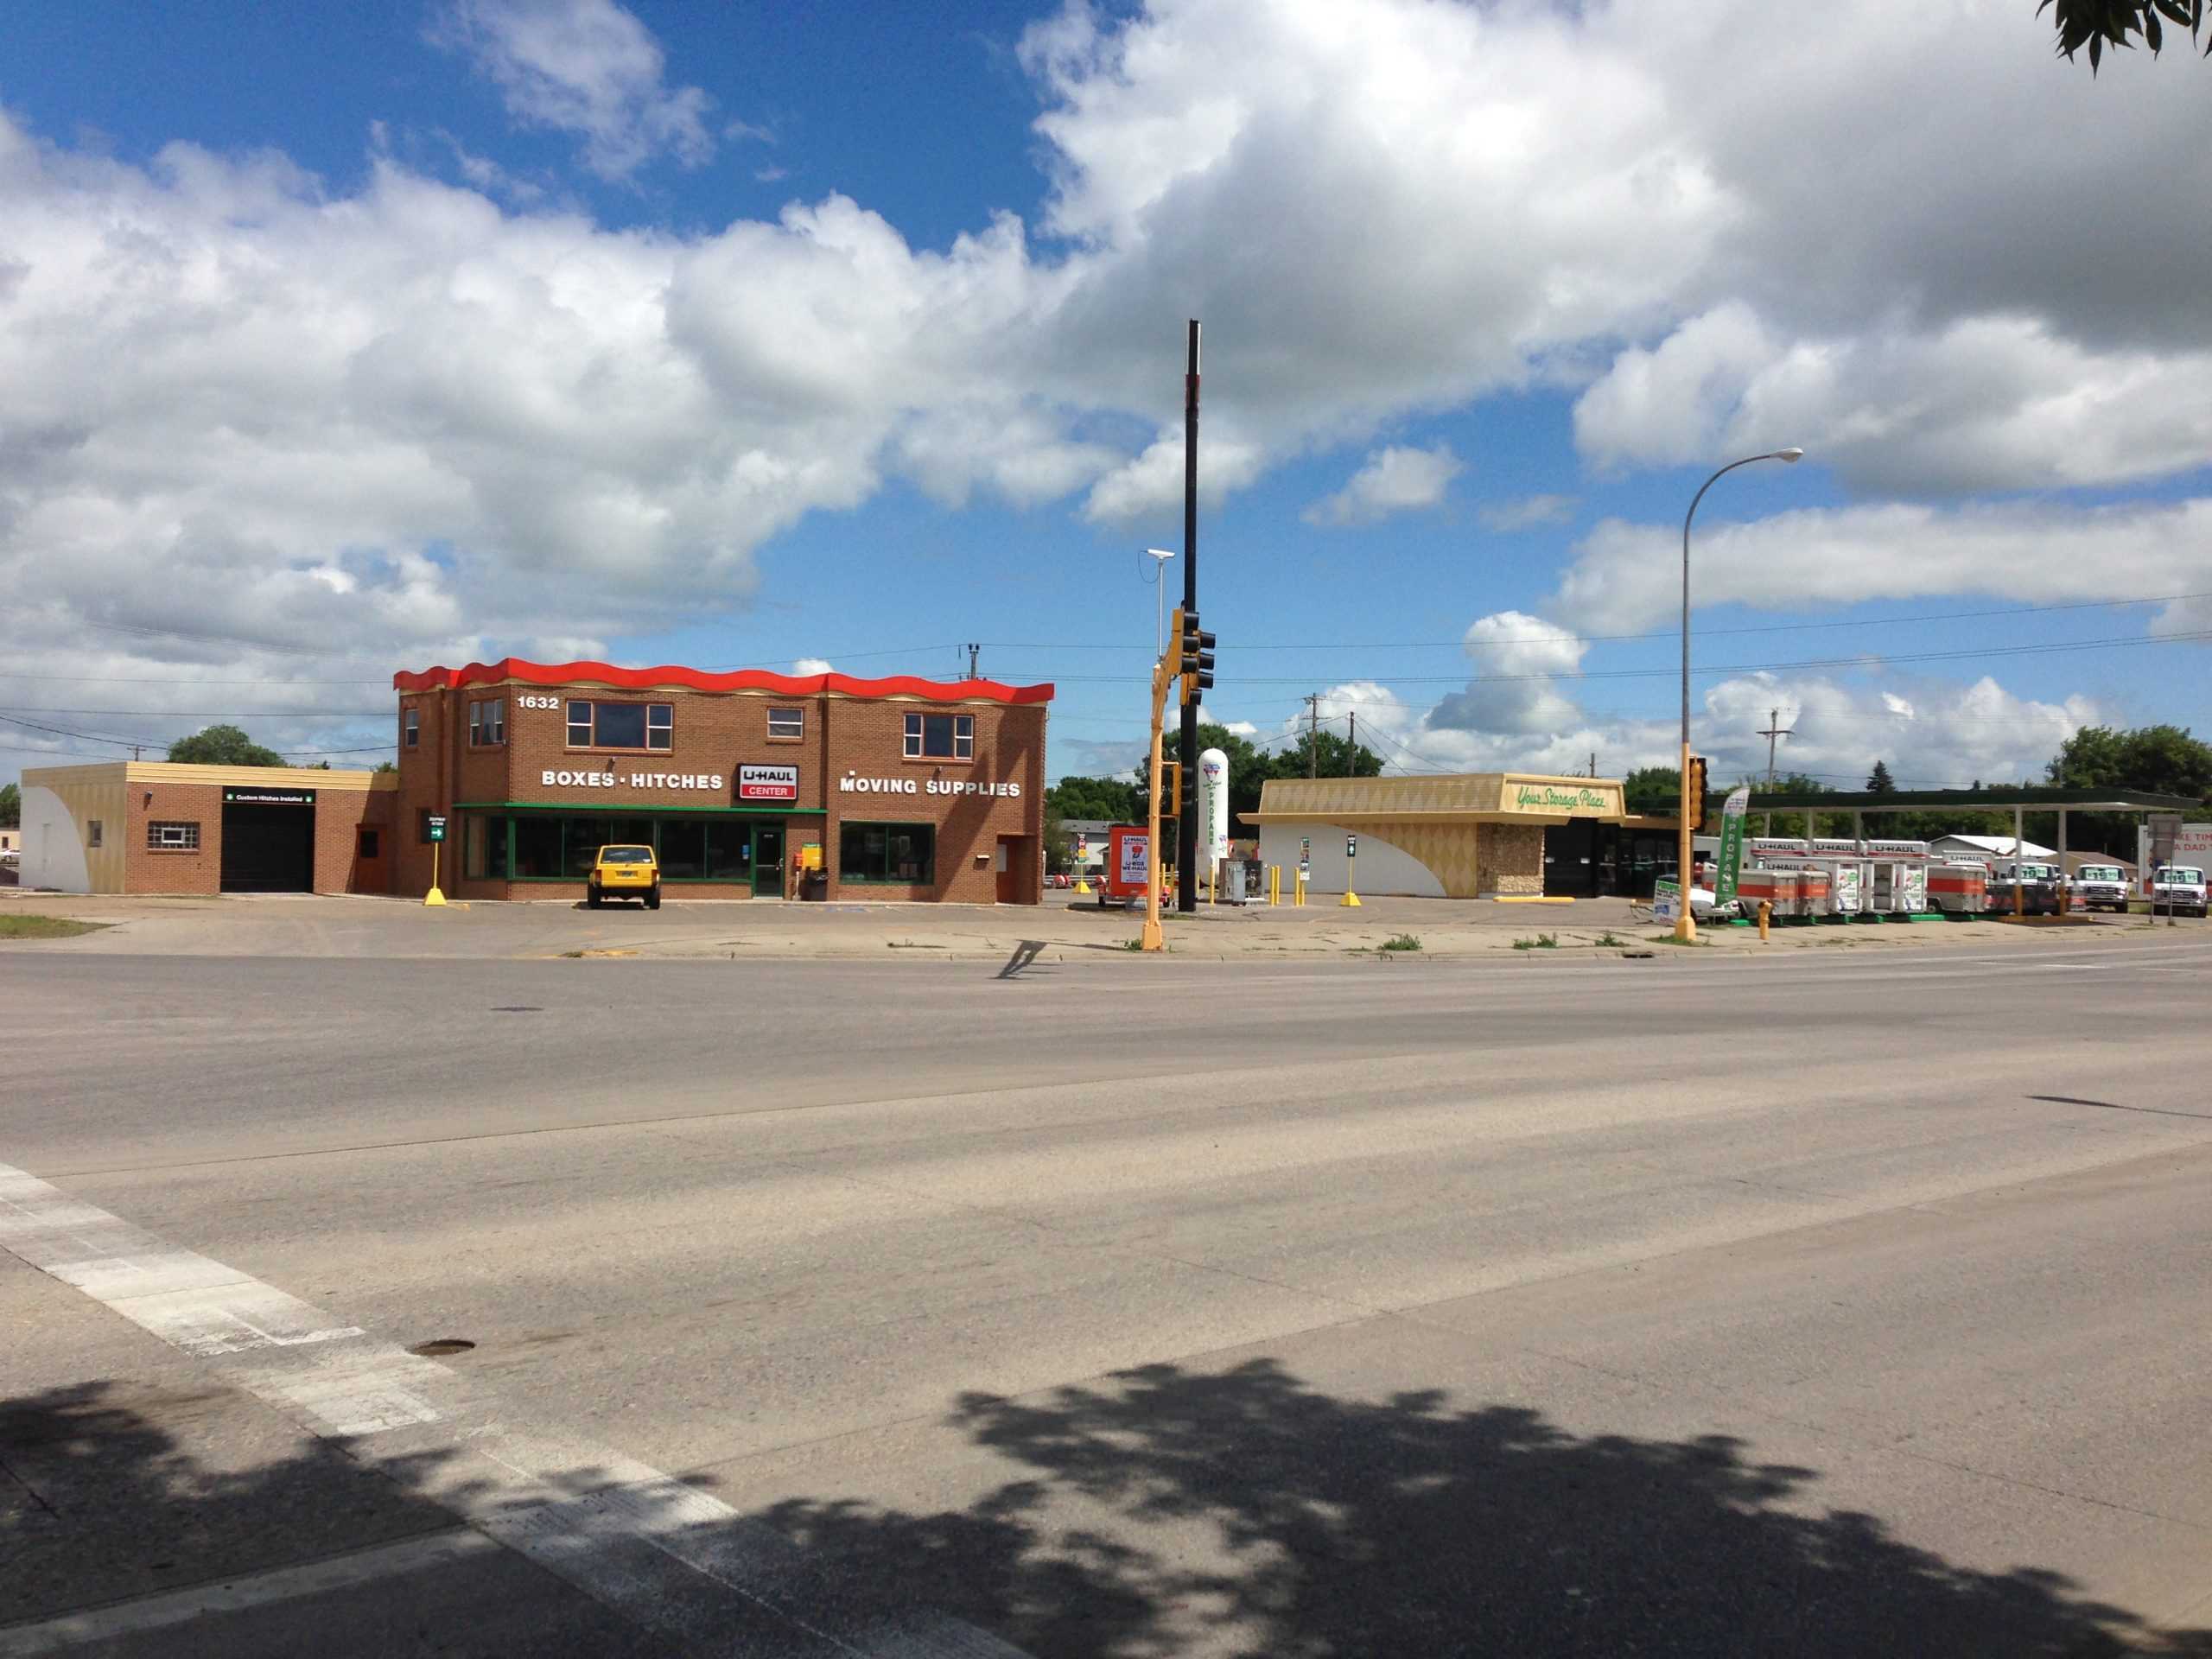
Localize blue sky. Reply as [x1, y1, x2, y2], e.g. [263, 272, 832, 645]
[3, 0, 2209, 795]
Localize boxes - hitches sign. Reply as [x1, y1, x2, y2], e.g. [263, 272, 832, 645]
[737, 765, 799, 802]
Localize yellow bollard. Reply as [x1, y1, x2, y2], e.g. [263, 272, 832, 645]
[1757, 899, 1770, 942]
[1269, 864, 1281, 906]
[1339, 886, 1361, 907]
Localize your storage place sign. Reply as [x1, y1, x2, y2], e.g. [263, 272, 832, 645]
[1510, 784, 1613, 813]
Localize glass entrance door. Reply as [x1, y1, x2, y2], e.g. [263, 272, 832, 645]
[753, 823, 785, 896]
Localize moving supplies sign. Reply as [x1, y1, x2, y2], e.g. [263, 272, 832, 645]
[738, 765, 799, 802]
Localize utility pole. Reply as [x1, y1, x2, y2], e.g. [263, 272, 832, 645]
[1588, 751, 1597, 779]
[1176, 319, 1202, 913]
[966, 643, 980, 679]
[1348, 709, 1357, 767]
[1306, 694, 1321, 779]
[1757, 707, 1793, 789]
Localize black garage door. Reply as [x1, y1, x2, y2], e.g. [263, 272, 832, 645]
[220, 790, 315, 893]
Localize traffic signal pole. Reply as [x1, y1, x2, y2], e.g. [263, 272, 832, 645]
[1177, 319, 1200, 913]
[1141, 639, 1174, 952]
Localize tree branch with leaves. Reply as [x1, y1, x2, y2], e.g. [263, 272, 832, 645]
[2042, 0, 2208, 70]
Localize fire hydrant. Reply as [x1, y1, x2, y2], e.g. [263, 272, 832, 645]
[1757, 899, 1772, 942]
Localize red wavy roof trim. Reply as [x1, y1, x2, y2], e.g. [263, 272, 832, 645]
[391, 658, 1052, 705]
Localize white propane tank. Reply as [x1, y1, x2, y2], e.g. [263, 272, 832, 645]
[1198, 747, 1231, 868]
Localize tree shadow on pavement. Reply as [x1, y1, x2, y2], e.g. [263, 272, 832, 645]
[0, 1380, 468, 1630]
[12, 1364, 2212, 1657]
[747, 1357, 2212, 1658]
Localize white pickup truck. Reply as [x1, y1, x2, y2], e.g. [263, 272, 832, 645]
[2069, 863, 2131, 912]
[2149, 865, 2209, 918]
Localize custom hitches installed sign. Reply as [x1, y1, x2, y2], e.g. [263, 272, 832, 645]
[222, 787, 315, 806]
[738, 765, 799, 802]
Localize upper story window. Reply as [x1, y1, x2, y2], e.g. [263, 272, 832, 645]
[767, 707, 804, 741]
[566, 700, 674, 751]
[468, 698, 505, 747]
[905, 712, 973, 760]
[403, 707, 420, 749]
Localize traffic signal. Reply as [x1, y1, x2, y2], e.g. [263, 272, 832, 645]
[1687, 754, 1710, 833]
[1179, 608, 1217, 704]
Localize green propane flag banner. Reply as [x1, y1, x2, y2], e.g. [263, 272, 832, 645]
[1715, 785, 1751, 904]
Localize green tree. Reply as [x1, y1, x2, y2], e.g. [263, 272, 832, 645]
[167, 724, 284, 766]
[1042, 805, 1072, 875]
[1272, 729, 1383, 785]
[1866, 760, 1897, 794]
[374, 760, 398, 775]
[1045, 773, 1141, 824]
[2042, 0, 2207, 71]
[2045, 723, 2212, 855]
[1622, 766, 1679, 815]
[0, 781, 17, 829]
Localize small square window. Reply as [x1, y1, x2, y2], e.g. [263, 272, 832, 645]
[648, 703, 673, 752]
[767, 707, 804, 741]
[357, 828, 380, 860]
[148, 821, 200, 850]
[567, 701, 593, 747]
[404, 708, 420, 750]
[86, 819, 104, 849]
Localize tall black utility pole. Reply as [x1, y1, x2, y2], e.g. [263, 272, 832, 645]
[966, 642, 980, 679]
[1177, 320, 1201, 912]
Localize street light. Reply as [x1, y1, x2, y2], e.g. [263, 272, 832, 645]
[1676, 447, 1803, 942]
[1143, 548, 1176, 659]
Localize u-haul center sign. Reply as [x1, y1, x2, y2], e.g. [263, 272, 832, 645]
[738, 764, 799, 803]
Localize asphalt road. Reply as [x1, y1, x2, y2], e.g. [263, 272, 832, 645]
[7, 941, 2212, 1656]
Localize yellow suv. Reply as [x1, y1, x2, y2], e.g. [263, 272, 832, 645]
[588, 844, 661, 910]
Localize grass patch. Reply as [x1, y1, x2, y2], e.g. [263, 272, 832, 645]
[1378, 933, 1422, 952]
[1511, 932, 1559, 951]
[1643, 932, 1710, 947]
[1593, 931, 1627, 948]
[0, 915, 107, 941]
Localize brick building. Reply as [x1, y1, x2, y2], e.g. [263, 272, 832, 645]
[16, 660, 1052, 904]
[390, 659, 1052, 904]
[16, 763, 395, 895]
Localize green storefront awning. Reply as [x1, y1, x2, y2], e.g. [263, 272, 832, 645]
[453, 801, 824, 816]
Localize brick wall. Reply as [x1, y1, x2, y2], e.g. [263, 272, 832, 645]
[126, 783, 223, 895]
[389, 678, 1047, 903]
[122, 782, 395, 895]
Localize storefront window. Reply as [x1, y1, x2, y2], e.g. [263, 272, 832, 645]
[706, 820, 752, 880]
[841, 821, 934, 884]
[514, 816, 563, 878]
[659, 820, 706, 880]
[499, 814, 788, 880]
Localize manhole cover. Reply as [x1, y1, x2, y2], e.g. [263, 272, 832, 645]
[489, 1007, 543, 1014]
[407, 1338, 477, 1357]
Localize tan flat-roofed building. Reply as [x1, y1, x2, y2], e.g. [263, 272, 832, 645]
[1248, 772, 1677, 898]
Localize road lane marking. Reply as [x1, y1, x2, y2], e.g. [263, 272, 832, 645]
[0, 1529, 500, 1658]
[0, 1160, 1032, 1658]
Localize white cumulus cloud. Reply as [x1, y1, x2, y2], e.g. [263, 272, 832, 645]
[433, 0, 722, 180]
[1303, 443, 1462, 527]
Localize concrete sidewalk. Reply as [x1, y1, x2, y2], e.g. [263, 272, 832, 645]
[2, 884, 2198, 963]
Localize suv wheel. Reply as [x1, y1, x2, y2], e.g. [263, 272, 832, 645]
[645, 885, 662, 911]
[587, 885, 601, 908]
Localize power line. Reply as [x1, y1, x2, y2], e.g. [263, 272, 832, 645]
[976, 588, 2212, 656]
